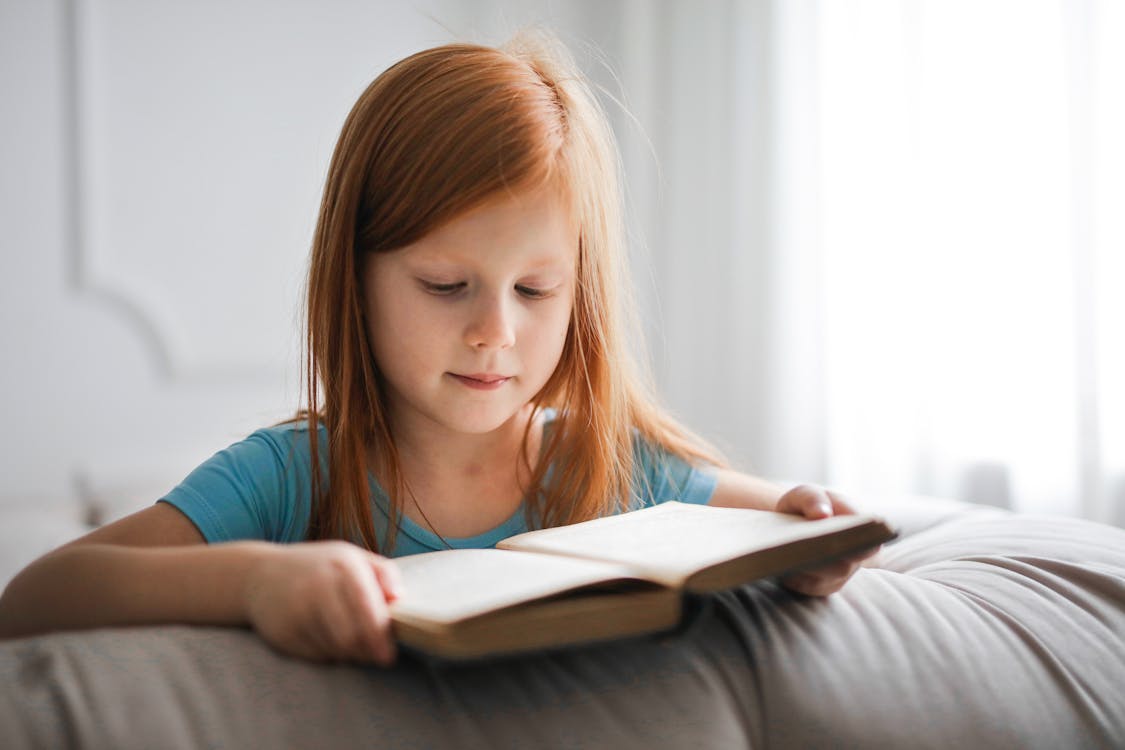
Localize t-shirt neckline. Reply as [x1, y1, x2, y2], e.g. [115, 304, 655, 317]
[366, 408, 556, 553]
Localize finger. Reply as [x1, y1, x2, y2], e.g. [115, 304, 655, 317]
[776, 485, 830, 518]
[333, 570, 379, 663]
[805, 557, 857, 580]
[781, 571, 833, 596]
[366, 561, 401, 666]
[319, 579, 368, 662]
[254, 581, 330, 662]
[796, 485, 833, 519]
[266, 614, 327, 663]
[346, 559, 400, 665]
[783, 569, 850, 597]
[825, 490, 857, 516]
[783, 557, 862, 596]
[340, 564, 396, 666]
[293, 620, 336, 663]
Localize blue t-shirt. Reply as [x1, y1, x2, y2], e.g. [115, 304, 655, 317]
[159, 413, 717, 557]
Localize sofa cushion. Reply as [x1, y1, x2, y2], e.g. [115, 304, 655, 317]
[1, 504, 1122, 749]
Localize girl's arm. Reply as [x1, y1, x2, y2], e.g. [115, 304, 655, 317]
[0, 504, 402, 665]
[708, 469, 879, 596]
[706, 469, 787, 510]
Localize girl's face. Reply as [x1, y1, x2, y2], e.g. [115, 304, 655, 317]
[363, 185, 578, 440]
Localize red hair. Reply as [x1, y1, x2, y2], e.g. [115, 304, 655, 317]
[302, 31, 723, 551]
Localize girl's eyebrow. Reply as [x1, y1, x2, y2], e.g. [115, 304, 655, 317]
[406, 253, 574, 272]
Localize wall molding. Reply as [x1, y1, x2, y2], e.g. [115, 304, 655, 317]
[62, 0, 294, 383]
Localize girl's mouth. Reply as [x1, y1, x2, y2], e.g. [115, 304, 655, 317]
[449, 373, 511, 390]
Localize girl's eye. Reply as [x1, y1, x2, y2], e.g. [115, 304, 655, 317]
[419, 279, 552, 299]
[516, 285, 550, 299]
[421, 281, 465, 295]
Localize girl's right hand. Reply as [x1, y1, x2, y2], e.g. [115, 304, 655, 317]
[242, 541, 403, 666]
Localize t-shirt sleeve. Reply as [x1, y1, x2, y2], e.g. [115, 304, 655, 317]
[158, 427, 313, 544]
[631, 436, 718, 509]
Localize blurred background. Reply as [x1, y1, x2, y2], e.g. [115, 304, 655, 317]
[1, 0, 1122, 527]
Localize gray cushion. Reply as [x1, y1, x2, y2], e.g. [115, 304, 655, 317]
[1, 505, 1123, 749]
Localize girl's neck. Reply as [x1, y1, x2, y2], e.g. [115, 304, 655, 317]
[388, 403, 539, 479]
[371, 404, 544, 538]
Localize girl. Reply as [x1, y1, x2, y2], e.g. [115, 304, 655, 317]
[0, 30, 874, 667]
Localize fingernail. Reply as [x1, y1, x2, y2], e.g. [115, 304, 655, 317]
[816, 502, 832, 516]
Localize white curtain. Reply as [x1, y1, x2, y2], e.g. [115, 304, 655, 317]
[622, 0, 1124, 525]
[762, 0, 1125, 522]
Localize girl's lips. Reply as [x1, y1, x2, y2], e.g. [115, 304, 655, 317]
[449, 373, 511, 390]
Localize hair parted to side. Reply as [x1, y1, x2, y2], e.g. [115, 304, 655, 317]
[302, 28, 725, 552]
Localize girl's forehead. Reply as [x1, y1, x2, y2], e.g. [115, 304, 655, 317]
[397, 243, 576, 276]
[400, 187, 579, 266]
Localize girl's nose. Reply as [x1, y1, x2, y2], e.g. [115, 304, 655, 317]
[464, 294, 516, 350]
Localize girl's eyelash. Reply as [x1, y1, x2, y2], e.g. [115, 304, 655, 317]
[421, 281, 465, 295]
[419, 280, 552, 299]
[516, 285, 550, 299]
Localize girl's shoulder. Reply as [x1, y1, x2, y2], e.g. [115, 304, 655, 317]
[222, 419, 329, 473]
[160, 420, 328, 544]
[251, 418, 328, 442]
[259, 417, 326, 434]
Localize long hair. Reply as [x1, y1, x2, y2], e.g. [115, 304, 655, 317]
[302, 29, 724, 552]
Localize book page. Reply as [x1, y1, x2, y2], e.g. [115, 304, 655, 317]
[498, 502, 876, 586]
[389, 549, 643, 625]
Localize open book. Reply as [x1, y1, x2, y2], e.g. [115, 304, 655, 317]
[389, 501, 895, 660]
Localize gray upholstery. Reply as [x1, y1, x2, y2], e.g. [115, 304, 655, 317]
[1, 501, 1123, 749]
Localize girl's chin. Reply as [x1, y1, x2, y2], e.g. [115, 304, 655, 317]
[387, 384, 542, 437]
[445, 415, 520, 436]
[439, 405, 532, 435]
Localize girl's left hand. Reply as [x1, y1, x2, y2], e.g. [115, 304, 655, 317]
[774, 484, 880, 597]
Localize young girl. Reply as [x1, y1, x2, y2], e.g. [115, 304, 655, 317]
[0, 30, 874, 666]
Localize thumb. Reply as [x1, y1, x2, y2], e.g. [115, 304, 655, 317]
[369, 556, 404, 602]
[781, 485, 833, 519]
